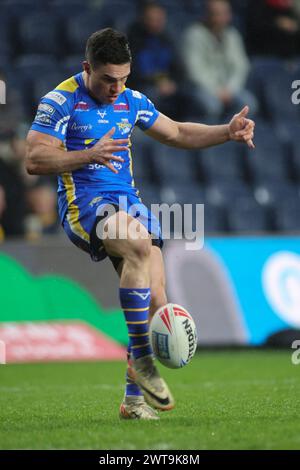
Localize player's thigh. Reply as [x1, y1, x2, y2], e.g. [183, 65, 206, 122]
[102, 210, 151, 258]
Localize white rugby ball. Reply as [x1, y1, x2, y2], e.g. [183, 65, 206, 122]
[150, 303, 197, 369]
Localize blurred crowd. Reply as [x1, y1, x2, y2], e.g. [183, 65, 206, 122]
[1, 0, 300, 239]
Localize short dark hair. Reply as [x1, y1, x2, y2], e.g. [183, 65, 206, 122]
[85, 28, 132, 69]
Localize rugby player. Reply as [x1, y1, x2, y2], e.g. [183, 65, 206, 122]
[26, 28, 255, 420]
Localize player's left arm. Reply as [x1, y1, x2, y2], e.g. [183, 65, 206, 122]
[145, 105, 255, 150]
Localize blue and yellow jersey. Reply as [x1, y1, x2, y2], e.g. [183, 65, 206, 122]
[30, 72, 159, 222]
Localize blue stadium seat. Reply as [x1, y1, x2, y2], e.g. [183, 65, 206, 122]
[1, 0, 46, 17]
[245, 119, 289, 182]
[18, 13, 61, 55]
[65, 11, 115, 55]
[204, 181, 253, 207]
[49, 0, 90, 18]
[197, 141, 245, 182]
[273, 201, 300, 232]
[0, 18, 13, 59]
[138, 183, 162, 208]
[254, 181, 300, 207]
[151, 144, 197, 184]
[204, 204, 226, 233]
[62, 56, 84, 78]
[159, 182, 205, 205]
[260, 60, 300, 122]
[32, 72, 65, 107]
[227, 199, 270, 233]
[14, 54, 59, 116]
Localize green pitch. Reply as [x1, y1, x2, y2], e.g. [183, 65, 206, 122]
[0, 350, 299, 450]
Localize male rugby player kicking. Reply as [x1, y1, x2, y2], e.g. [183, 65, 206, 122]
[26, 29, 255, 420]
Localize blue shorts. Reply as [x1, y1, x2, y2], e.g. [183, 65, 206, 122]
[61, 190, 163, 266]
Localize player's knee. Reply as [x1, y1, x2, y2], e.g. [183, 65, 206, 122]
[127, 237, 152, 262]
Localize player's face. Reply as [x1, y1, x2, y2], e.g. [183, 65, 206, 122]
[83, 62, 131, 104]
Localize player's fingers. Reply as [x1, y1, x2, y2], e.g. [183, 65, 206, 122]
[246, 138, 255, 149]
[106, 153, 124, 162]
[105, 162, 118, 173]
[235, 121, 254, 136]
[237, 105, 249, 118]
[114, 138, 130, 145]
[103, 127, 116, 139]
[106, 144, 128, 153]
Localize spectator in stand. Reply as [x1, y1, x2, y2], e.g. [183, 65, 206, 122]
[0, 136, 26, 237]
[182, 0, 257, 121]
[127, 1, 187, 119]
[246, 0, 300, 58]
[0, 68, 27, 141]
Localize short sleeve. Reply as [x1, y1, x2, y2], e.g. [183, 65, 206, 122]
[133, 90, 159, 131]
[30, 90, 73, 141]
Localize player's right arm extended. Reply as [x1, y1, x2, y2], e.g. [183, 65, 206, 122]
[26, 127, 127, 175]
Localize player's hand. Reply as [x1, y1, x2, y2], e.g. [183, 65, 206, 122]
[89, 127, 128, 173]
[228, 106, 255, 149]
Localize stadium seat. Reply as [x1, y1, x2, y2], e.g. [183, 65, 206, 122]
[14, 54, 59, 117]
[32, 72, 66, 107]
[0, 18, 13, 59]
[159, 182, 205, 205]
[18, 13, 61, 55]
[203, 204, 226, 233]
[197, 141, 245, 182]
[244, 119, 290, 182]
[49, 0, 90, 18]
[137, 183, 162, 208]
[261, 60, 300, 122]
[227, 199, 270, 233]
[254, 181, 300, 207]
[151, 144, 197, 185]
[204, 181, 253, 207]
[273, 201, 300, 232]
[61, 55, 84, 78]
[65, 12, 115, 55]
[1, 0, 45, 17]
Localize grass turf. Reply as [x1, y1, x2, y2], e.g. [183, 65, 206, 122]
[0, 350, 299, 450]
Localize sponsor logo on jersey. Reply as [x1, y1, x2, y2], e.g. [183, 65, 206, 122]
[132, 90, 142, 99]
[44, 91, 66, 106]
[70, 122, 93, 132]
[54, 115, 70, 135]
[34, 112, 52, 126]
[74, 101, 89, 111]
[117, 118, 132, 134]
[97, 110, 109, 123]
[38, 103, 55, 115]
[89, 196, 103, 207]
[113, 102, 129, 112]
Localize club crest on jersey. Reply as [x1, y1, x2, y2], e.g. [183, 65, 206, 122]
[117, 118, 132, 135]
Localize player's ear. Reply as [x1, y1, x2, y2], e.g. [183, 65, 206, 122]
[82, 61, 91, 75]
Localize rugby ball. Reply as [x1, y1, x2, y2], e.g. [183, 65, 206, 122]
[150, 303, 197, 369]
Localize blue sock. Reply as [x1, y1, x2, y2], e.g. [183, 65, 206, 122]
[120, 287, 152, 360]
[125, 344, 143, 397]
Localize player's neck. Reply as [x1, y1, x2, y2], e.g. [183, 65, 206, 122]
[82, 71, 104, 104]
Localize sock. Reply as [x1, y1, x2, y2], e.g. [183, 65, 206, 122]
[125, 344, 143, 397]
[120, 287, 152, 360]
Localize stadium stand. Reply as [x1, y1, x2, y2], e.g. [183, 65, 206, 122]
[1, 0, 300, 237]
